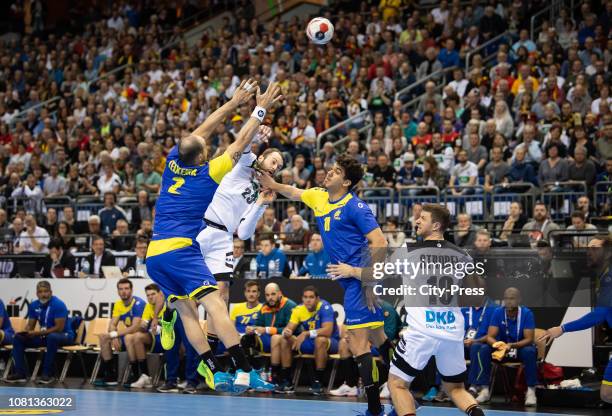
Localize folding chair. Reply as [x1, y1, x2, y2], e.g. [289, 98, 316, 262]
[490, 328, 547, 403]
[1, 317, 27, 380]
[87, 318, 113, 384]
[58, 320, 89, 383]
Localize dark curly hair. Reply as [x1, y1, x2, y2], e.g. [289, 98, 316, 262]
[336, 154, 364, 190]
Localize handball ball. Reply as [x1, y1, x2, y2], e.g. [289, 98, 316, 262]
[306, 17, 334, 45]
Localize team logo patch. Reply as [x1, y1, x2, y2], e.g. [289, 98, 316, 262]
[334, 210, 341, 220]
[357, 203, 364, 208]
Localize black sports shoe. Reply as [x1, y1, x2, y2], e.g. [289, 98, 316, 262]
[94, 373, 118, 387]
[36, 375, 56, 385]
[4, 373, 27, 383]
[274, 380, 295, 394]
[182, 384, 198, 394]
[309, 380, 323, 395]
[157, 381, 179, 393]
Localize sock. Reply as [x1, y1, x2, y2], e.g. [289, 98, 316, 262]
[377, 338, 394, 367]
[162, 306, 175, 322]
[356, 353, 382, 415]
[466, 404, 485, 416]
[200, 350, 224, 374]
[314, 368, 325, 383]
[101, 359, 111, 377]
[281, 367, 292, 384]
[339, 358, 358, 387]
[271, 364, 281, 383]
[138, 360, 148, 376]
[130, 361, 139, 377]
[207, 334, 220, 355]
[227, 344, 252, 372]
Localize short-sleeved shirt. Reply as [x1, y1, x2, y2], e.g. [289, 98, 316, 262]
[141, 302, 165, 330]
[112, 296, 146, 328]
[451, 161, 479, 184]
[28, 296, 74, 337]
[289, 299, 339, 338]
[300, 188, 380, 314]
[461, 303, 495, 339]
[489, 305, 535, 343]
[484, 161, 510, 185]
[230, 302, 262, 334]
[0, 300, 14, 335]
[153, 146, 233, 239]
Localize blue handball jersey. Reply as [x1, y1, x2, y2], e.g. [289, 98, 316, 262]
[300, 188, 380, 313]
[153, 146, 233, 238]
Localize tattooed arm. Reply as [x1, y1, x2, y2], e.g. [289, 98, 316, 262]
[224, 82, 283, 167]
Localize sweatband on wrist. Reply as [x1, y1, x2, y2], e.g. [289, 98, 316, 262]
[251, 106, 266, 122]
[309, 330, 317, 339]
[110, 331, 118, 338]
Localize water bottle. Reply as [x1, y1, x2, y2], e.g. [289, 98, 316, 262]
[245, 258, 256, 279]
[268, 259, 277, 277]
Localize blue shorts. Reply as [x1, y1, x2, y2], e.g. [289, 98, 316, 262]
[344, 305, 384, 330]
[604, 358, 612, 386]
[0, 330, 14, 345]
[146, 238, 218, 301]
[150, 334, 164, 354]
[299, 337, 339, 355]
[257, 333, 272, 353]
[342, 281, 384, 330]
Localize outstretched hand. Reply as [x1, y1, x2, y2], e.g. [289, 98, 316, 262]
[231, 78, 258, 106]
[257, 171, 278, 190]
[256, 82, 283, 110]
[537, 326, 564, 345]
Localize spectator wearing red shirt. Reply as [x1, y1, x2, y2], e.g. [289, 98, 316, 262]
[411, 122, 433, 148]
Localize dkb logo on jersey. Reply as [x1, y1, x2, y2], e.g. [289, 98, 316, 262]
[425, 310, 456, 328]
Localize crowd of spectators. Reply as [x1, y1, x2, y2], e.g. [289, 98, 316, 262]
[0, 0, 611, 265]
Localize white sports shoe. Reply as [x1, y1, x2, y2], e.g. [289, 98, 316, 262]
[525, 387, 537, 406]
[177, 380, 188, 389]
[130, 374, 153, 389]
[379, 382, 390, 399]
[329, 383, 359, 397]
[476, 387, 491, 403]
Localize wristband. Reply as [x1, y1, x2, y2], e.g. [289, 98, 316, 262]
[309, 330, 317, 339]
[265, 327, 271, 335]
[110, 331, 118, 339]
[251, 106, 266, 122]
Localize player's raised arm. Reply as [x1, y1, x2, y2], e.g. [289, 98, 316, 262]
[224, 82, 283, 166]
[188, 78, 257, 143]
[258, 173, 304, 201]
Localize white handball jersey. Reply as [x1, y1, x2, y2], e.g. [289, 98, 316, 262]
[204, 151, 259, 232]
[392, 240, 474, 342]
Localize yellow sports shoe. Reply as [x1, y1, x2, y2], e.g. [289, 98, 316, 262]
[197, 361, 233, 392]
[160, 309, 177, 350]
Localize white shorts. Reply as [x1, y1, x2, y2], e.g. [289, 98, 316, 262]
[390, 329, 467, 383]
[196, 225, 234, 278]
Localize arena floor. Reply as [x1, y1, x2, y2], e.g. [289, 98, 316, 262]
[0, 385, 608, 416]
